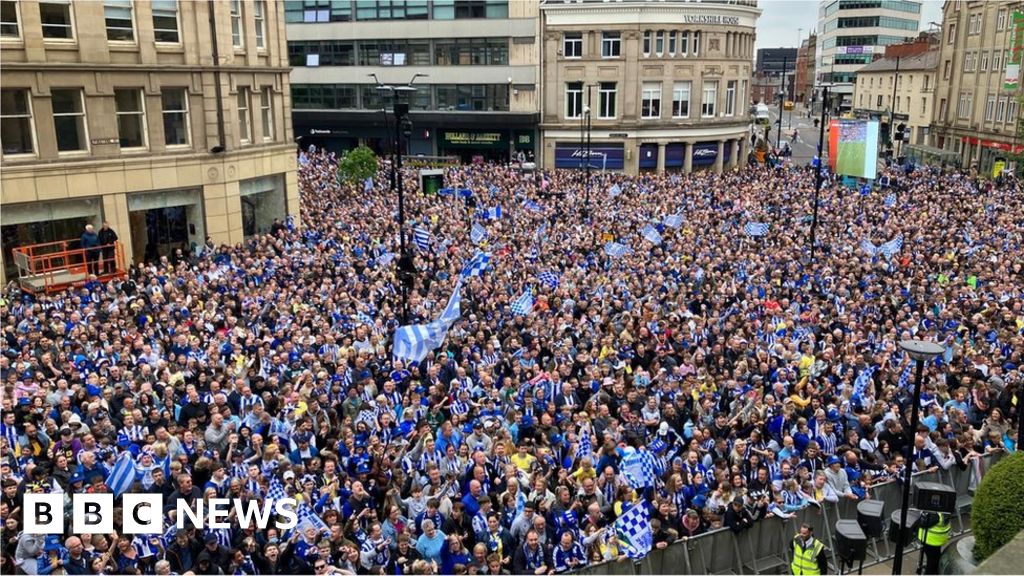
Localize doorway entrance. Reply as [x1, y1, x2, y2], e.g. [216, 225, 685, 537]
[127, 189, 205, 264]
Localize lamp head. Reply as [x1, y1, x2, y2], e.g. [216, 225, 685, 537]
[898, 340, 944, 362]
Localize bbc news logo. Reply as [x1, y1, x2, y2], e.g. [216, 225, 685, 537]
[23, 494, 300, 534]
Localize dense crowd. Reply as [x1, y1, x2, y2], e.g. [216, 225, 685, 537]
[1, 147, 1021, 575]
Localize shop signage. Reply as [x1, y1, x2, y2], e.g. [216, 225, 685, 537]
[682, 14, 741, 26]
[90, 137, 119, 145]
[960, 136, 1024, 154]
[442, 131, 502, 146]
[692, 142, 718, 166]
[554, 143, 625, 170]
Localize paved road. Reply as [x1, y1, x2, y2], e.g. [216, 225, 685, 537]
[766, 103, 825, 166]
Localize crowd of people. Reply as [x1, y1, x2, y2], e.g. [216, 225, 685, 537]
[1, 145, 1021, 575]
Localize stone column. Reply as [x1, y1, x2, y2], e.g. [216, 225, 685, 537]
[740, 137, 750, 168]
[730, 139, 740, 170]
[656, 142, 666, 173]
[714, 140, 725, 173]
[684, 142, 693, 173]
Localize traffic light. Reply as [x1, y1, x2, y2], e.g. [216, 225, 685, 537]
[894, 123, 907, 142]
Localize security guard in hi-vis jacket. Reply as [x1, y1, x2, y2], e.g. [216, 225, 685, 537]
[916, 511, 951, 575]
[791, 523, 829, 575]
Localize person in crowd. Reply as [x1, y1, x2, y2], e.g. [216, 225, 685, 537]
[0, 149, 1018, 574]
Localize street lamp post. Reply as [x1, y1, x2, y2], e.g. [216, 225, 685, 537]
[372, 73, 428, 324]
[776, 55, 788, 150]
[810, 85, 828, 265]
[891, 339, 945, 576]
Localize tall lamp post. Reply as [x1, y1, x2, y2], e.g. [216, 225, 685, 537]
[373, 73, 428, 324]
[891, 339, 945, 576]
[810, 85, 828, 264]
[776, 55, 788, 150]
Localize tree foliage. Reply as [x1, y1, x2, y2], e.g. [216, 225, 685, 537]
[972, 451, 1024, 562]
[337, 145, 378, 186]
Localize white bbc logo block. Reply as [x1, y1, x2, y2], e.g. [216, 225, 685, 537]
[72, 494, 114, 534]
[122, 494, 163, 534]
[23, 494, 64, 534]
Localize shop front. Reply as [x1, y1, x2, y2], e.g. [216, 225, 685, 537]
[961, 136, 1023, 178]
[665, 144, 685, 172]
[437, 130, 531, 163]
[638, 144, 659, 172]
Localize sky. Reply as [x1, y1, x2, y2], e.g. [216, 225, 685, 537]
[755, 0, 945, 52]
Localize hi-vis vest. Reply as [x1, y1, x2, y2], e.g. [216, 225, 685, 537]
[918, 513, 951, 547]
[791, 535, 824, 575]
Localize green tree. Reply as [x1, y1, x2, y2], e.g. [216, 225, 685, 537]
[337, 145, 378, 186]
[972, 451, 1024, 562]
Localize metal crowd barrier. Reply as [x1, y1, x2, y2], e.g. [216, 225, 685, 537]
[573, 454, 998, 575]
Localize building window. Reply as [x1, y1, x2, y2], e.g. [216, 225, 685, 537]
[680, 31, 689, 56]
[992, 50, 1001, 72]
[254, 0, 266, 49]
[964, 51, 974, 72]
[969, 12, 982, 34]
[434, 84, 508, 111]
[51, 89, 87, 152]
[641, 82, 661, 118]
[642, 30, 651, 56]
[563, 32, 582, 58]
[286, 0, 352, 23]
[942, 60, 951, 80]
[1, 0, 19, 38]
[161, 88, 189, 146]
[984, 95, 995, 121]
[876, 94, 883, 108]
[956, 93, 971, 119]
[668, 31, 676, 55]
[938, 98, 947, 120]
[601, 32, 620, 58]
[237, 87, 251, 143]
[39, 0, 73, 40]
[946, 22, 955, 43]
[152, 0, 179, 43]
[672, 81, 690, 118]
[354, 0, 430, 21]
[725, 80, 736, 116]
[691, 31, 700, 56]
[997, 9, 1007, 30]
[701, 81, 717, 117]
[104, 0, 134, 42]
[655, 30, 664, 56]
[114, 89, 146, 148]
[231, 0, 243, 48]
[1008, 100, 1019, 125]
[921, 96, 926, 114]
[433, 38, 503, 65]
[996, 97, 1006, 122]
[566, 82, 583, 119]
[979, 50, 988, 71]
[598, 82, 616, 119]
[1, 89, 34, 155]
[260, 87, 274, 140]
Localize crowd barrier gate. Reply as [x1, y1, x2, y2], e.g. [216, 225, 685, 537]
[571, 454, 999, 576]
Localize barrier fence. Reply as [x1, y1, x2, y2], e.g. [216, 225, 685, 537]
[573, 454, 999, 576]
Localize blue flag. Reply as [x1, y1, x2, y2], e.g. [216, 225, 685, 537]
[744, 222, 769, 237]
[604, 241, 632, 258]
[470, 222, 487, 245]
[538, 271, 560, 290]
[106, 452, 137, 497]
[615, 500, 653, 559]
[510, 288, 534, 316]
[640, 224, 662, 246]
